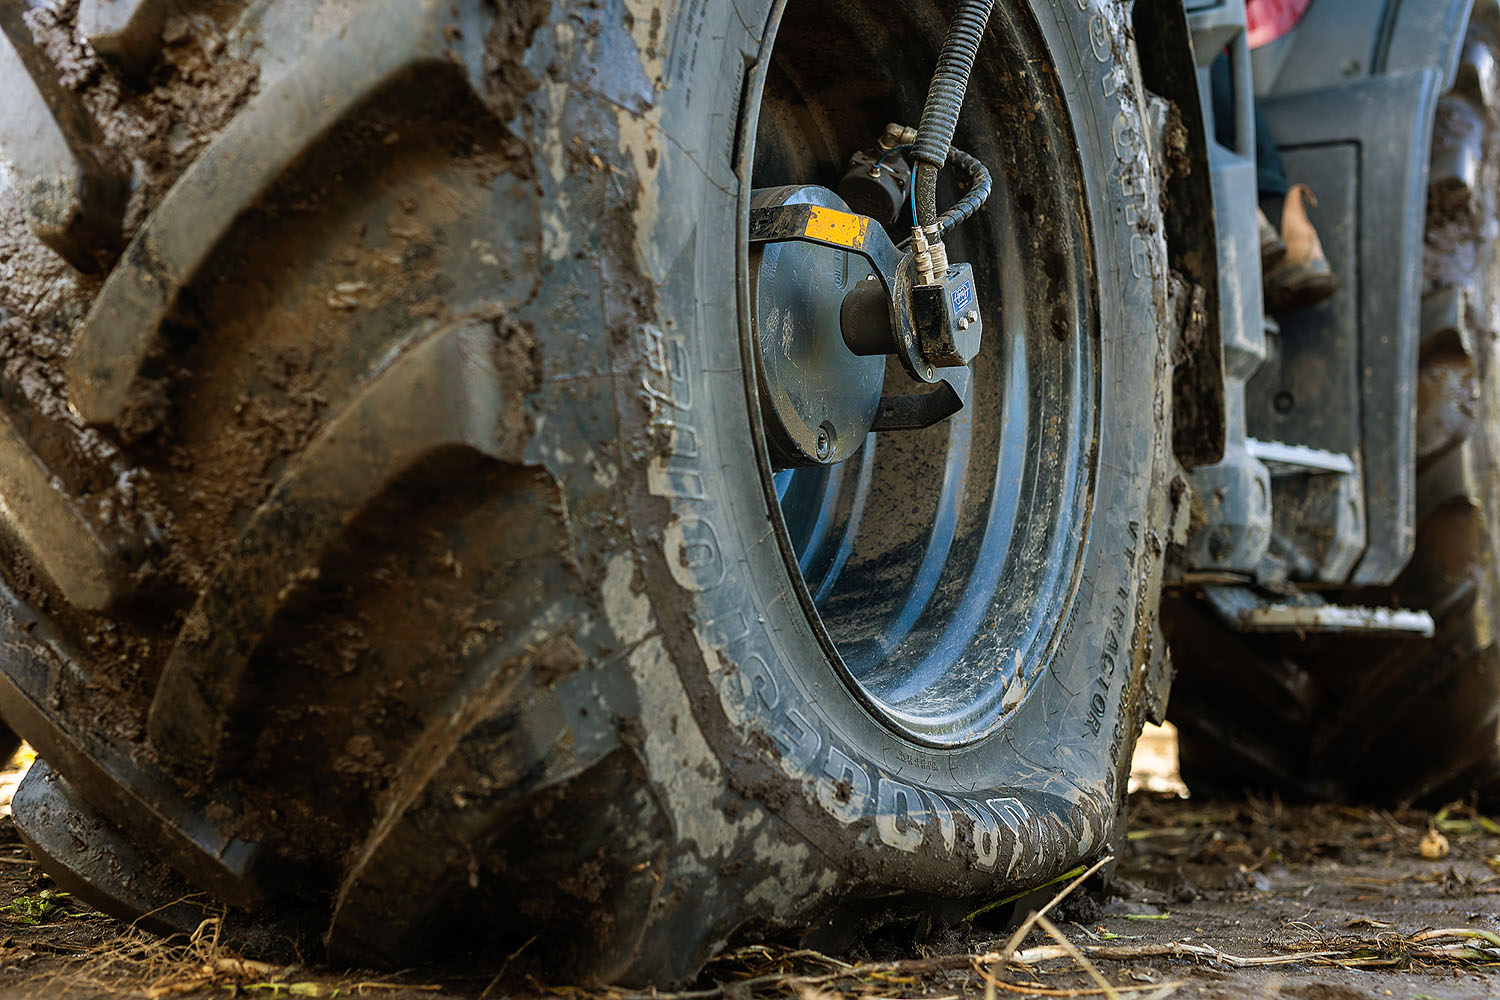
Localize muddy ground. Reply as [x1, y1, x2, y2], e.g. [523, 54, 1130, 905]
[0, 728, 1496, 999]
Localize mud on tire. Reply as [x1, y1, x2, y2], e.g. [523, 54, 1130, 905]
[0, 0, 1174, 983]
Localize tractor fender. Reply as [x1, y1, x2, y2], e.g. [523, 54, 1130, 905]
[1136, 0, 1226, 470]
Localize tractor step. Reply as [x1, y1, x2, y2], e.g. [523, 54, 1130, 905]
[1245, 438, 1356, 476]
[1204, 585, 1434, 636]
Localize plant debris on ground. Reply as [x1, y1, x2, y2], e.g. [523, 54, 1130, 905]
[0, 743, 1496, 998]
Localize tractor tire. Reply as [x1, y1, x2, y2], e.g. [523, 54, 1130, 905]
[0, 0, 1175, 984]
[1168, 10, 1500, 807]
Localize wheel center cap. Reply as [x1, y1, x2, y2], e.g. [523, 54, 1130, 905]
[750, 185, 884, 467]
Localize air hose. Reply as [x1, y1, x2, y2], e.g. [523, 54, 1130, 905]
[906, 0, 990, 284]
[937, 146, 990, 237]
[912, 0, 996, 235]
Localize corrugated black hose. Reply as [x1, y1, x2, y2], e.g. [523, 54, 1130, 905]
[912, 0, 995, 235]
[938, 146, 990, 238]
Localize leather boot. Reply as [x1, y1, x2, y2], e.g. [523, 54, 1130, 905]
[1258, 207, 1286, 271]
[1264, 184, 1338, 311]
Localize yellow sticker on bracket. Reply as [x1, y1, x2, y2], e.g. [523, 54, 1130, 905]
[803, 205, 868, 248]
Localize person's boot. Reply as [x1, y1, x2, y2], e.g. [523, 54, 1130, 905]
[1258, 207, 1286, 272]
[1264, 184, 1338, 311]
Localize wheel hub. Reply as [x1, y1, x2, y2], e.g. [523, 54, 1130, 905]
[750, 185, 884, 467]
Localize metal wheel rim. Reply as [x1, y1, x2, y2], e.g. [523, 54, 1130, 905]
[744, 0, 1101, 748]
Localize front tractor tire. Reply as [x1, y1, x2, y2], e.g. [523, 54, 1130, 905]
[0, 0, 1174, 983]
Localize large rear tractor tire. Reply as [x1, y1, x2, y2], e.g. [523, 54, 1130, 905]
[1169, 9, 1500, 806]
[0, 0, 1175, 983]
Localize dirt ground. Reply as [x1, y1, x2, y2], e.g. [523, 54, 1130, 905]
[0, 726, 1496, 999]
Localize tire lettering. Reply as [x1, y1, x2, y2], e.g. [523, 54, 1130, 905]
[1113, 114, 1143, 174]
[818, 745, 872, 824]
[1129, 233, 1150, 279]
[641, 324, 693, 416]
[988, 796, 1028, 827]
[649, 421, 708, 499]
[704, 610, 750, 649]
[1029, 815, 1064, 877]
[772, 707, 821, 778]
[663, 515, 726, 591]
[1089, 14, 1112, 63]
[645, 326, 706, 499]
[663, 336, 692, 408]
[956, 799, 1001, 870]
[1101, 64, 1124, 100]
[926, 791, 958, 854]
[1083, 563, 1133, 736]
[737, 653, 781, 714]
[876, 777, 926, 851]
[893, 744, 941, 772]
[1100, 2, 1156, 284]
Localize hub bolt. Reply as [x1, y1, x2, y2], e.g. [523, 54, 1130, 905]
[815, 425, 833, 461]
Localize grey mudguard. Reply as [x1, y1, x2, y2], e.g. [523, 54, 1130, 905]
[1252, 0, 1472, 95]
[1245, 0, 1472, 585]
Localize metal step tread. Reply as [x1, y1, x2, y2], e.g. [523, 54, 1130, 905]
[1204, 585, 1434, 637]
[1246, 437, 1356, 476]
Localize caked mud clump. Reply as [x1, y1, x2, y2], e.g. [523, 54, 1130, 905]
[481, 0, 551, 168]
[22, 0, 260, 239]
[1, 0, 262, 554]
[0, 2, 260, 714]
[1424, 102, 1490, 294]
